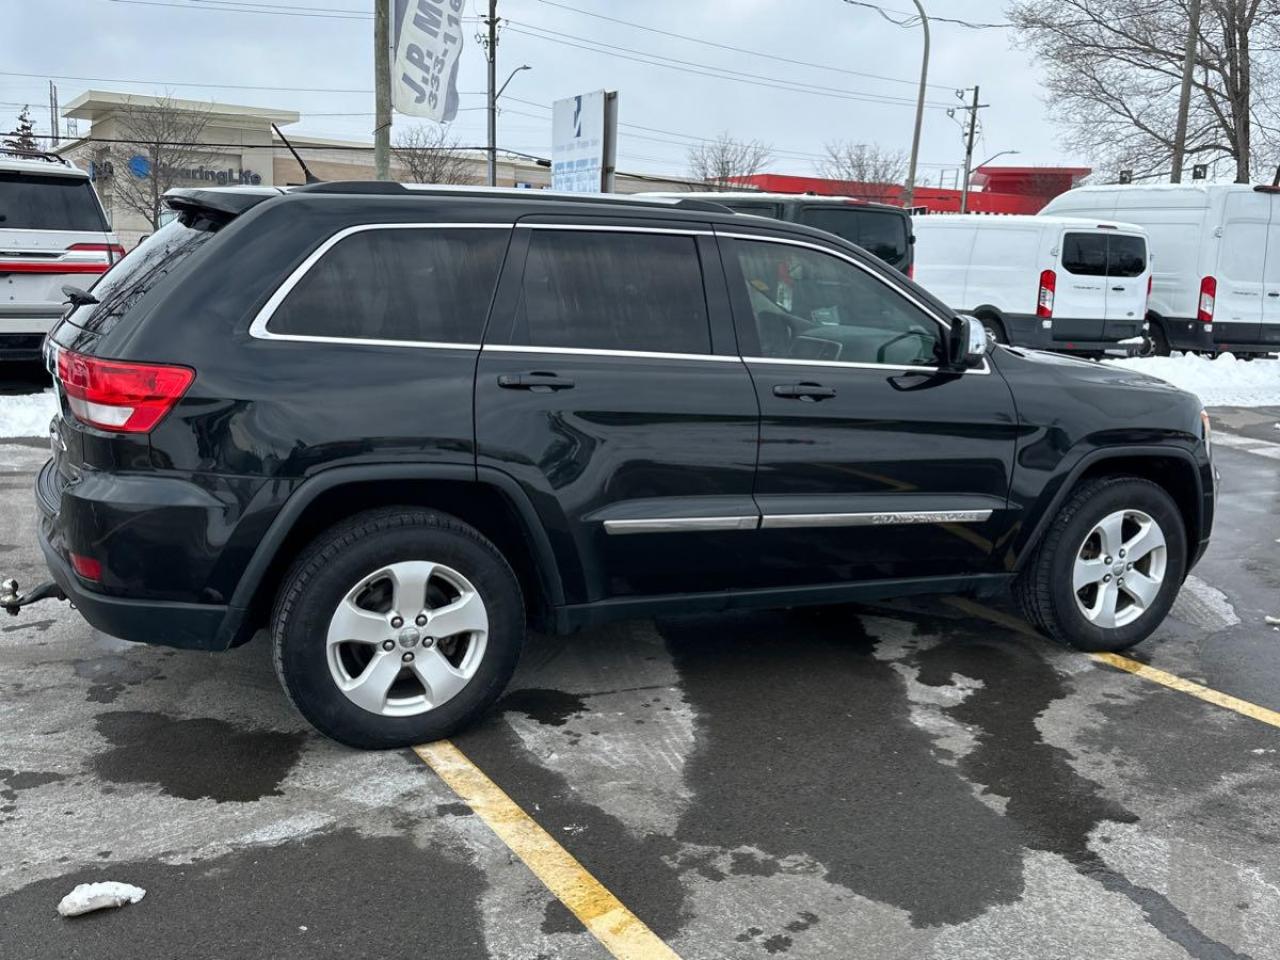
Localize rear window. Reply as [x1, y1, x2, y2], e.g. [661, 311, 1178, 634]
[0, 171, 107, 232]
[1062, 232, 1146, 277]
[65, 217, 216, 334]
[799, 207, 909, 266]
[268, 227, 509, 345]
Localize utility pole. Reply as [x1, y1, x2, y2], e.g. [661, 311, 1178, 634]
[1170, 0, 1201, 183]
[959, 86, 981, 213]
[902, 0, 930, 209]
[373, 0, 391, 180]
[484, 0, 499, 187]
[48, 81, 59, 148]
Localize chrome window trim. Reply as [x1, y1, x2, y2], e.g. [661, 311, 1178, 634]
[484, 344, 739, 363]
[518, 223, 713, 236]
[248, 222, 513, 344]
[604, 516, 760, 535]
[759, 509, 993, 529]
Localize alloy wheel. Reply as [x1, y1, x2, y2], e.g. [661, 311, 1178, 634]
[1072, 509, 1167, 629]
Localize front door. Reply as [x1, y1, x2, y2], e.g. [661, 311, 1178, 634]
[475, 219, 760, 604]
[718, 227, 1018, 589]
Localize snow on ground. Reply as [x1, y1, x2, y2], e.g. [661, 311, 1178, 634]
[1105, 352, 1280, 407]
[0, 390, 57, 439]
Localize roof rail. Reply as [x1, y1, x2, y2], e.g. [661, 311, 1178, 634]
[291, 181, 736, 213]
[0, 146, 72, 167]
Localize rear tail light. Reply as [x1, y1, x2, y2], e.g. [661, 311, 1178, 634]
[69, 552, 102, 582]
[66, 242, 127, 269]
[1037, 269, 1056, 318]
[1197, 276, 1216, 323]
[56, 348, 194, 433]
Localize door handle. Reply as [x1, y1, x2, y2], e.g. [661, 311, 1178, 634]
[1111, 286, 1126, 292]
[1268, 292, 1279, 298]
[497, 372, 575, 391]
[773, 382, 836, 401]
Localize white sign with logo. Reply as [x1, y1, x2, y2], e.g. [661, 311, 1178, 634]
[552, 90, 617, 193]
[391, 0, 464, 121]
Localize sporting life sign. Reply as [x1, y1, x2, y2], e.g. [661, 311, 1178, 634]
[552, 90, 617, 193]
[391, 0, 464, 122]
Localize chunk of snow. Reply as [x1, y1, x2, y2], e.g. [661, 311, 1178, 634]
[0, 391, 57, 439]
[1266, 616, 1280, 626]
[56, 881, 146, 917]
[1103, 353, 1280, 407]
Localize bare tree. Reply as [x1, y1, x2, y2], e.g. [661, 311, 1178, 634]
[820, 142, 908, 201]
[392, 124, 478, 184]
[3, 106, 39, 153]
[1009, 0, 1280, 182]
[109, 95, 216, 230]
[687, 132, 773, 188]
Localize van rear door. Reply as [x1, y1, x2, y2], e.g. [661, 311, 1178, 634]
[1053, 230, 1109, 342]
[1101, 232, 1149, 339]
[1215, 191, 1267, 347]
[1261, 191, 1280, 349]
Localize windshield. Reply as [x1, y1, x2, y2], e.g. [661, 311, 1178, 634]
[64, 217, 217, 334]
[800, 207, 910, 268]
[0, 171, 107, 231]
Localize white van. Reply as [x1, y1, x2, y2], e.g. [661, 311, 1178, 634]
[0, 151, 122, 362]
[911, 214, 1151, 353]
[1041, 183, 1279, 356]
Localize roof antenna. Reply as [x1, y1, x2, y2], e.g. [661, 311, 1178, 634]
[272, 123, 320, 184]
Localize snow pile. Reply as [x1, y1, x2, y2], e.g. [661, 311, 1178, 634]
[0, 391, 57, 438]
[56, 881, 146, 917]
[1104, 353, 1280, 407]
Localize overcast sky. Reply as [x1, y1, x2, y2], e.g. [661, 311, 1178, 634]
[5, 0, 1085, 181]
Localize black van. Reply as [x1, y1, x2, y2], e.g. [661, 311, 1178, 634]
[644, 191, 915, 276]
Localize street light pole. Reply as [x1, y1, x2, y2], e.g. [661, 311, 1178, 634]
[373, 0, 391, 181]
[962, 149, 1019, 213]
[485, 0, 498, 187]
[902, 0, 930, 210]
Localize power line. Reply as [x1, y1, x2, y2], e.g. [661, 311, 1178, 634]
[106, 0, 371, 19]
[526, 0, 954, 91]
[0, 69, 373, 95]
[840, 1, 1013, 29]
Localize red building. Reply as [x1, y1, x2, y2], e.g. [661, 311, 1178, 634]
[731, 165, 1090, 214]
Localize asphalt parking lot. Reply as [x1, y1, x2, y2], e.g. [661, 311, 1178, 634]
[1, 405, 1279, 960]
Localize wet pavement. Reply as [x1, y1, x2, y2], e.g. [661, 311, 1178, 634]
[0, 411, 1278, 960]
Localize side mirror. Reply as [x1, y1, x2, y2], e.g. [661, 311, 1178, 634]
[948, 315, 988, 369]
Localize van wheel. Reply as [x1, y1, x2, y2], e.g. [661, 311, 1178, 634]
[979, 316, 1008, 345]
[271, 507, 524, 749]
[1014, 476, 1185, 653]
[1147, 322, 1171, 357]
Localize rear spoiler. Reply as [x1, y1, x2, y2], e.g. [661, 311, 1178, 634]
[164, 187, 286, 222]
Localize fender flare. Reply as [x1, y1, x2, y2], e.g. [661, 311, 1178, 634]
[1012, 443, 1205, 572]
[216, 463, 566, 647]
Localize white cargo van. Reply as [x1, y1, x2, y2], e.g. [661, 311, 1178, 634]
[911, 214, 1150, 354]
[0, 151, 122, 362]
[1041, 183, 1279, 356]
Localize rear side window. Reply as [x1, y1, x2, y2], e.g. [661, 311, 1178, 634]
[512, 230, 710, 354]
[65, 217, 216, 334]
[0, 171, 107, 231]
[800, 208, 909, 266]
[269, 227, 509, 344]
[1062, 232, 1147, 277]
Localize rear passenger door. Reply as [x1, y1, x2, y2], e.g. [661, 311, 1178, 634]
[474, 219, 760, 605]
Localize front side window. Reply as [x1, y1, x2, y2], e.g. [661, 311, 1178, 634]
[512, 230, 711, 354]
[732, 239, 941, 367]
[269, 227, 509, 344]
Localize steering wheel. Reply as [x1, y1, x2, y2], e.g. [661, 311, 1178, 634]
[876, 329, 935, 365]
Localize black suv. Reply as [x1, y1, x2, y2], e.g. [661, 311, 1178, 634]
[17, 184, 1214, 748]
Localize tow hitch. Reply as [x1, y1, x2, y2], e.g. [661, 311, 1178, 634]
[1, 579, 66, 616]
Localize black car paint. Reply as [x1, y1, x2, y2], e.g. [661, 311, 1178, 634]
[37, 186, 1212, 651]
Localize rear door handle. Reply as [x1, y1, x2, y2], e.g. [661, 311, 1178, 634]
[773, 382, 836, 401]
[1111, 286, 1127, 292]
[497, 371, 575, 392]
[1268, 292, 1279, 298]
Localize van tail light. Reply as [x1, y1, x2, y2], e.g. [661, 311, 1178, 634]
[56, 348, 194, 433]
[66, 242, 127, 269]
[906, 263, 915, 281]
[1037, 269, 1056, 318]
[1197, 276, 1216, 323]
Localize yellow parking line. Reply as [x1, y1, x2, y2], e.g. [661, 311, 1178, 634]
[946, 597, 1280, 730]
[414, 740, 683, 960]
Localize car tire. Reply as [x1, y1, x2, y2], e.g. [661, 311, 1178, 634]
[1147, 321, 1171, 357]
[271, 507, 524, 749]
[1014, 476, 1186, 653]
[979, 315, 1008, 345]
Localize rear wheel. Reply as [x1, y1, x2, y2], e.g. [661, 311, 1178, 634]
[1015, 476, 1186, 652]
[1146, 321, 1171, 357]
[272, 507, 524, 748]
[978, 315, 1008, 345]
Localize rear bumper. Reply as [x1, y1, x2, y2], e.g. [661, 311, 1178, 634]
[1003, 314, 1145, 354]
[35, 458, 252, 651]
[1163, 318, 1276, 355]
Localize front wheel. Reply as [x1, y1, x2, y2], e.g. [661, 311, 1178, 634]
[1015, 477, 1186, 652]
[272, 507, 524, 748]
